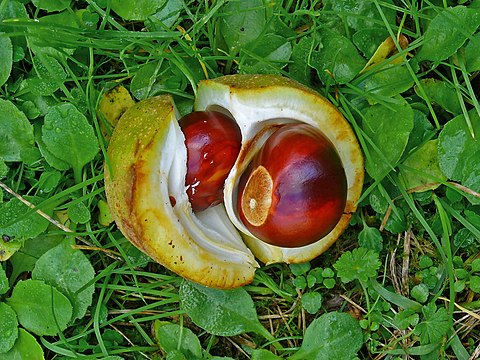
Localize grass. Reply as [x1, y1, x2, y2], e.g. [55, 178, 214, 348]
[0, 0, 480, 359]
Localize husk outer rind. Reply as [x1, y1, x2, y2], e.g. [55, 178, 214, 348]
[104, 95, 257, 289]
[195, 74, 364, 264]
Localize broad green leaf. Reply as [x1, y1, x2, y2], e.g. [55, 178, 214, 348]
[26, 54, 67, 96]
[153, 321, 202, 360]
[415, 79, 462, 115]
[32, 238, 95, 321]
[401, 140, 447, 191]
[241, 35, 292, 74]
[67, 202, 91, 224]
[0, 99, 35, 162]
[437, 109, 480, 198]
[251, 349, 283, 360]
[111, 0, 166, 20]
[31, 0, 70, 12]
[362, 98, 414, 179]
[0, 264, 8, 294]
[42, 103, 99, 180]
[358, 225, 383, 252]
[7, 279, 73, 336]
[146, 0, 183, 30]
[0, 0, 28, 50]
[0, 302, 18, 353]
[353, 28, 390, 58]
[312, 27, 366, 84]
[37, 170, 61, 194]
[465, 33, 480, 72]
[289, 36, 314, 85]
[414, 302, 449, 345]
[0, 196, 53, 240]
[301, 292, 323, 314]
[35, 123, 70, 171]
[28, 10, 81, 58]
[9, 233, 64, 284]
[130, 61, 184, 100]
[359, 63, 415, 102]
[470, 276, 480, 293]
[97, 199, 115, 227]
[289, 262, 311, 276]
[404, 109, 436, 154]
[179, 280, 265, 336]
[1, 329, 43, 360]
[289, 312, 363, 360]
[0, 33, 12, 87]
[323, 0, 396, 32]
[418, 6, 480, 62]
[219, 0, 266, 55]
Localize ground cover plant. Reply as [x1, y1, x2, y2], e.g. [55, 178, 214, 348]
[0, 0, 479, 359]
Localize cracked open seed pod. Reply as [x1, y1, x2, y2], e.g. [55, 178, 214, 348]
[104, 74, 364, 289]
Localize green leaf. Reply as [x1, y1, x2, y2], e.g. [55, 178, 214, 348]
[323, 0, 396, 32]
[289, 312, 363, 360]
[358, 225, 383, 252]
[464, 33, 480, 72]
[289, 262, 311, 276]
[333, 247, 381, 283]
[219, 0, 266, 54]
[31, 0, 70, 12]
[0, 99, 35, 162]
[393, 309, 419, 330]
[67, 202, 91, 224]
[111, 0, 166, 20]
[0, 33, 12, 87]
[42, 103, 99, 181]
[0, 302, 18, 353]
[130, 61, 184, 101]
[9, 233, 64, 284]
[471, 259, 480, 272]
[0, 196, 53, 240]
[353, 27, 389, 58]
[146, 0, 183, 31]
[312, 27, 366, 84]
[362, 98, 414, 179]
[401, 139, 447, 191]
[359, 63, 415, 102]
[179, 280, 265, 336]
[241, 35, 292, 74]
[437, 109, 480, 199]
[301, 292, 323, 314]
[26, 54, 67, 96]
[153, 321, 202, 360]
[414, 302, 449, 345]
[0, 264, 8, 294]
[1, 329, 43, 360]
[7, 279, 73, 336]
[289, 36, 314, 85]
[411, 283, 430, 303]
[251, 349, 283, 360]
[415, 79, 462, 115]
[418, 6, 480, 62]
[32, 238, 95, 321]
[470, 276, 480, 293]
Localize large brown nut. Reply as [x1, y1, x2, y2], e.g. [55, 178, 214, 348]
[104, 74, 364, 289]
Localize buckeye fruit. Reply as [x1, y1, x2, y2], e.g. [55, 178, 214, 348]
[104, 74, 364, 289]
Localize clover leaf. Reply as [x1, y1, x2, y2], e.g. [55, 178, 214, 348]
[334, 247, 381, 284]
